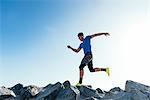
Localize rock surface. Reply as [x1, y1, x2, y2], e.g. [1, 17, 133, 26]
[0, 80, 150, 100]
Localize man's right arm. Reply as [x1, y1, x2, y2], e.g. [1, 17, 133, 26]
[67, 45, 81, 53]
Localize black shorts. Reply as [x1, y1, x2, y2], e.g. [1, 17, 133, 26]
[79, 53, 94, 71]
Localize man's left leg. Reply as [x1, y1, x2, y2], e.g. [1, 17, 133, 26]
[88, 61, 110, 76]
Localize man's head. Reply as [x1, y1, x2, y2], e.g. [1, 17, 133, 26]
[78, 32, 84, 41]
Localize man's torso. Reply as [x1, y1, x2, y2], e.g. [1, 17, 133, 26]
[79, 36, 92, 54]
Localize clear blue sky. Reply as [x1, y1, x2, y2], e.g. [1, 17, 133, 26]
[1, 0, 150, 90]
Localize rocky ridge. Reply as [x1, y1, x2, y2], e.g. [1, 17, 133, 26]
[0, 80, 150, 100]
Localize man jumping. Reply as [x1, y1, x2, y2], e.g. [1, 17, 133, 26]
[67, 32, 110, 86]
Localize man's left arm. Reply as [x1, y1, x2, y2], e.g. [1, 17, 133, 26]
[90, 32, 110, 38]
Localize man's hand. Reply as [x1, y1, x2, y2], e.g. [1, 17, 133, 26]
[67, 45, 71, 49]
[104, 33, 110, 36]
[67, 45, 81, 53]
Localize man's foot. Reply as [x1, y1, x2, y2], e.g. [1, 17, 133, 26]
[76, 82, 82, 86]
[106, 67, 110, 76]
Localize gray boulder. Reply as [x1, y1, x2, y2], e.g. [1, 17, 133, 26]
[63, 80, 71, 88]
[13, 85, 41, 100]
[101, 80, 150, 100]
[101, 87, 126, 100]
[1, 80, 150, 100]
[25, 85, 41, 96]
[77, 85, 103, 100]
[0, 86, 16, 97]
[11, 83, 23, 96]
[55, 80, 80, 100]
[125, 80, 150, 100]
[96, 88, 104, 94]
[0, 86, 16, 100]
[35, 82, 62, 100]
[128, 89, 149, 100]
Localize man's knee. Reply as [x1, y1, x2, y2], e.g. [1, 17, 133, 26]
[79, 64, 85, 70]
[88, 63, 95, 72]
[89, 68, 95, 72]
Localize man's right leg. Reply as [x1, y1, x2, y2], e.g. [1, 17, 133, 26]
[79, 69, 84, 84]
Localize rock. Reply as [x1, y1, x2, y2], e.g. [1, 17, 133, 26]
[101, 87, 125, 100]
[55, 81, 80, 100]
[96, 88, 104, 94]
[110, 87, 123, 92]
[35, 82, 62, 100]
[56, 86, 80, 100]
[129, 89, 149, 100]
[1, 80, 150, 100]
[77, 85, 103, 99]
[9, 84, 42, 100]
[63, 80, 71, 89]
[125, 80, 150, 94]
[109, 87, 124, 95]
[19, 87, 33, 99]
[11, 83, 23, 96]
[125, 80, 150, 100]
[0, 95, 16, 100]
[13, 85, 41, 100]
[101, 80, 150, 100]
[0, 86, 16, 97]
[25, 85, 41, 96]
[0, 86, 16, 99]
[109, 92, 132, 100]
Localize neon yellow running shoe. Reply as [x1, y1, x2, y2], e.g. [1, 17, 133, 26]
[76, 83, 82, 86]
[106, 67, 110, 76]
